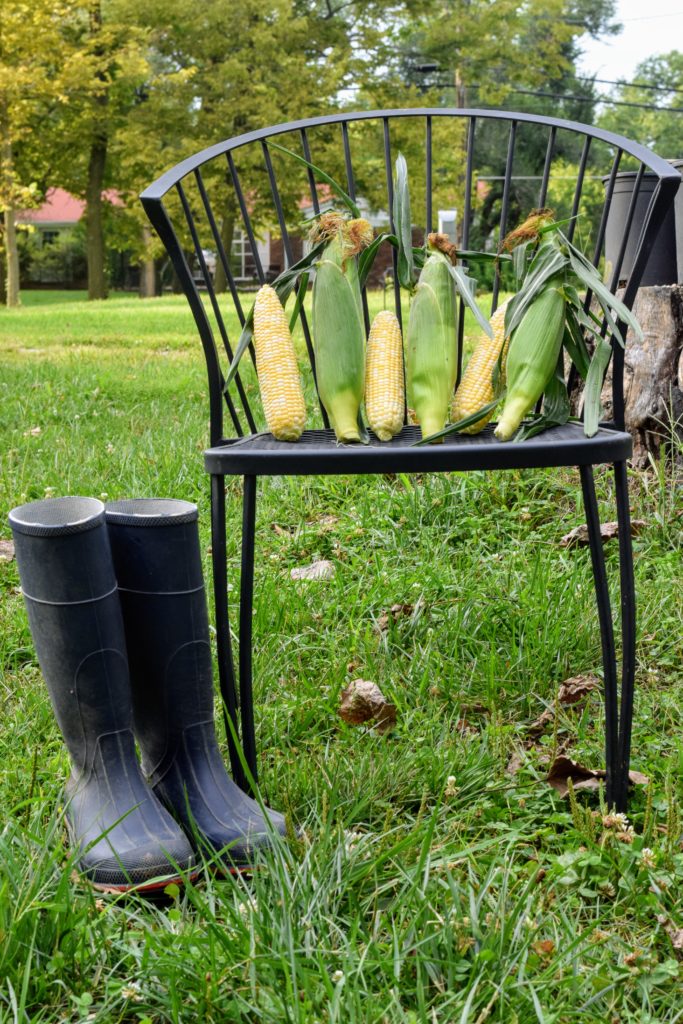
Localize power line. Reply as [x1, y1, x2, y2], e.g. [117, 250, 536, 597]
[417, 79, 683, 113]
[575, 75, 683, 96]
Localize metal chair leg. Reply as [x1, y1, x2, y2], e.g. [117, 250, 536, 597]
[579, 465, 620, 809]
[210, 474, 246, 791]
[614, 460, 636, 813]
[239, 475, 258, 790]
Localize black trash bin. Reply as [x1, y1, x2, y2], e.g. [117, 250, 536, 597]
[603, 170, 679, 287]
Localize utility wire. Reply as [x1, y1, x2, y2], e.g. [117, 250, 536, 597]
[417, 80, 683, 113]
[575, 75, 683, 95]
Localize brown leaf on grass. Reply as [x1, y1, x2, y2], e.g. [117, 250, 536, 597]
[309, 514, 340, 532]
[339, 679, 397, 734]
[506, 750, 526, 776]
[526, 708, 555, 739]
[0, 539, 15, 562]
[376, 602, 416, 632]
[657, 915, 683, 955]
[559, 520, 646, 549]
[290, 559, 335, 581]
[558, 674, 601, 705]
[271, 522, 293, 538]
[547, 755, 650, 797]
[532, 939, 555, 958]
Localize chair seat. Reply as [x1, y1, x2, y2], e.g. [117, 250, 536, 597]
[204, 422, 632, 476]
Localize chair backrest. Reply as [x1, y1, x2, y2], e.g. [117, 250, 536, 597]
[141, 108, 679, 444]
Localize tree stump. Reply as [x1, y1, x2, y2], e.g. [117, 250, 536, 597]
[600, 285, 683, 467]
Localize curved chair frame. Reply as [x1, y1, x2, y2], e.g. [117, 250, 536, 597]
[141, 108, 679, 811]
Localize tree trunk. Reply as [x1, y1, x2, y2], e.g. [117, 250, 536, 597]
[212, 212, 236, 294]
[86, 139, 108, 300]
[139, 223, 157, 298]
[600, 285, 683, 466]
[4, 207, 20, 308]
[85, 0, 108, 301]
[0, 246, 6, 305]
[1, 136, 20, 308]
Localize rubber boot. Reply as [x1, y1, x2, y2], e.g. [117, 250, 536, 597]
[104, 498, 287, 869]
[8, 497, 196, 893]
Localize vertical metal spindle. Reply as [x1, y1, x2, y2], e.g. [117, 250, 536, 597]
[567, 135, 591, 244]
[176, 181, 243, 437]
[227, 151, 266, 283]
[580, 464, 620, 808]
[341, 121, 370, 334]
[300, 128, 320, 215]
[383, 117, 403, 328]
[425, 115, 433, 234]
[492, 120, 517, 311]
[456, 116, 476, 387]
[538, 126, 557, 208]
[193, 170, 257, 434]
[239, 475, 258, 789]
[614, 460, 636, 812]
[210, 473, 245, 789]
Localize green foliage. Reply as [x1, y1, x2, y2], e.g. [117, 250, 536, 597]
[599, 51, 683, 158]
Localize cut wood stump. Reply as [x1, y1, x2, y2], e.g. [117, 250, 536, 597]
[600, 285, 683, 467]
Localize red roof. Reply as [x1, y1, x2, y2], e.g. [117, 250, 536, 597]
[19, 187, 122, 225]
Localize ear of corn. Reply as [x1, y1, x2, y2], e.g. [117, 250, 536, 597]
[365, 310, 404, 441]
[252, 284, 306, 441]
[494, 284, 565, 441]
[311, 216, 372, 442]
[406, 245, 458, 443]
[451, 300, 510, 434]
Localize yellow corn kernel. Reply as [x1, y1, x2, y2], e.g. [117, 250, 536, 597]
[253, 284, 306, 441]
[365, 310, 404, 441]
[451, 300, 509, 434]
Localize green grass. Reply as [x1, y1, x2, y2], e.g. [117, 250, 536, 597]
[1, 289, 682, 1023]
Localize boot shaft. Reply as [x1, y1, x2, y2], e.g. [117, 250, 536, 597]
[9, 497, 134, 769]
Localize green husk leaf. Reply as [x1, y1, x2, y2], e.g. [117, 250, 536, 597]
[542, 357, 571, 424]
[458, 249, 511, 263]
[268, 141, 361, 218]
[512, 240, 532, 286]
[563, 312, 591, 380]
[505, 245, 568, 336]
[225, 239, 326, 389]
[583, 337, 613, 437]
[446, 263, 493, 337]
[288, 272, 309, 333]
[393, 153, 416, 289]
[413, 395, 503, 445]
[359, 232, 395, 290]
[565, 241, 643, 344]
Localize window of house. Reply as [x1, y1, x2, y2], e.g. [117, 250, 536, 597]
[41, 229, 60, 246]
[230, 230, 255, 280]
[437, 210, 457, 244]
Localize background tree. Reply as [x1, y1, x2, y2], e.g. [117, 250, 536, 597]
[598, 51, 683, 158]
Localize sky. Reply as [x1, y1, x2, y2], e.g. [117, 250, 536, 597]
[577, 0, 683, 92]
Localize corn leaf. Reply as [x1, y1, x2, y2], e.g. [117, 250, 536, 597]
[542, 359, 571, 424]
[359, 232, 395, 290]
[224, 239, 326, 389]
[583, 337, 613, 437]
[565, 245, 643, 344]
[268, 141, 361, 218]
[393, 154, 415, 289]
[505, 246, 567, 336]
[563, 313, 591, 380]
[288, 272, 309, 333]
[413, 396, 503, 445]
[512, 240, 532, 286]
[446, 264, 493, 337]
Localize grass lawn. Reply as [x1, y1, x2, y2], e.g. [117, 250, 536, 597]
[1, 289, 682, 1023]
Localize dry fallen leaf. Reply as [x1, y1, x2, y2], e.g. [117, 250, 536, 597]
[290, 559, 335, 581]
[0, 539, 15, 562]
[532, 940, 555, 958]
[560, 520, 646, 549]
[23, 426, 42, 437]
[526, 708, 555, 739]
[657, 915, 683, 955]
[376, 602, 415, 632]
[506, 750, 526, 776]
[271, 523, 293, 538]
[309, 514, 340, 532]
[558, 674, 601, 705]
[547, 755, 649, 798]
[338, 679, 397, 734]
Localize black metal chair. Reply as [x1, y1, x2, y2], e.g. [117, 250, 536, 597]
[141, 109, 679, 812]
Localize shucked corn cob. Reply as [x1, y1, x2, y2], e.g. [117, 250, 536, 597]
[311, 214, 373, 442]
[494, 283, 565, 441]
[365, 310, 404, 441]
[253, 284, 306, 441]
[406, 233, 459, 443]
[451, 300, 510, 434]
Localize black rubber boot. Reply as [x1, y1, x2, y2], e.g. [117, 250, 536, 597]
[104, 498, 287, 869]
[8, 497, 197, 892]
